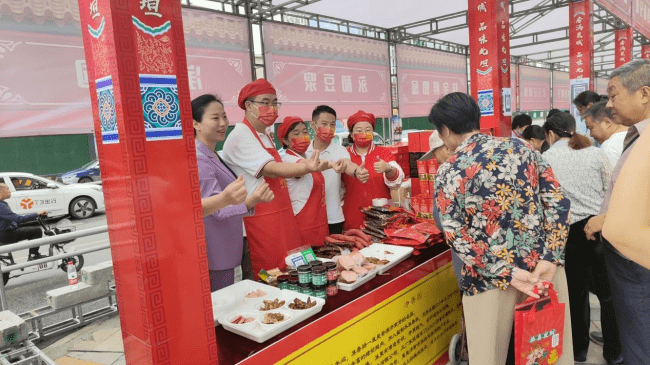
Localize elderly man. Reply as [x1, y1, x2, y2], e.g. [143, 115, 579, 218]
[583, 101, 628, 169]
[598, 59, 650, 365]
[0, 183, 47, 260]
[431, 92, 573, 365]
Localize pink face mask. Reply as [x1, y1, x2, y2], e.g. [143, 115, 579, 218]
[290, 135, 311, 154]
[253, 105, 279, 126]
[353, 132, 373, 148]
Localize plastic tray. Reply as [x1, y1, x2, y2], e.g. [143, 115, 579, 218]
[211, 280, 280, 326]
[217, 290, 325, 343]
[359, 243, 414, 274]
[337, 269, 377, 291]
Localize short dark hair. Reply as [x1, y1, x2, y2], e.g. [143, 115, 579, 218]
[512, 114, 533, 129]
[572, 91, 601, 108]
[428, 92, 480, 135]
[312, 105, 337, 120]
[543, 112, 592, 150]
[547, 109, 561, 120]
[521, 125, 545, 141]
[583, 101, 613, 123]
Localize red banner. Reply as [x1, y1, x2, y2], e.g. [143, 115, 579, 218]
[634, 0, 650, 38]
[552, 71, 571, 110]
[0, 4, 250, 137]
[263, 23, 390, 120]
[396, 45, 467, 118]
[615, 28, 633, 67]
[643, 44, 650, 59]
[570, 0, 594, 84]
[519, 66, 551, 111]
[597, 0, 633, 25]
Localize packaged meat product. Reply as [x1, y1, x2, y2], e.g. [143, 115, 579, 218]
[353, 266, 369, 276]
[338, 255, 356, 270]
[339, 270, 358, 284]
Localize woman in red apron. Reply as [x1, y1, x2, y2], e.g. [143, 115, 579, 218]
[277, 117, 329, 246]
[342, 110, 405, 231]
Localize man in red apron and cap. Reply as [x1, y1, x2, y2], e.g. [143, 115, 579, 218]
[222, 79, 329, 276]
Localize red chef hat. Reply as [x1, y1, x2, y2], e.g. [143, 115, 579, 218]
[347, 110, 376, 129]
[277, 116, 304, 144]
[238, 79, 276, 109]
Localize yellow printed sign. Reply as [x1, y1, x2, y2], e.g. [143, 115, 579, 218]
[278, 263, 462, 365]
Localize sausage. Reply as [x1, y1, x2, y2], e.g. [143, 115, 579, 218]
[325, 236, 348, 244]
[350, 236, 370, 248]
[353, 266, 369, 276]
[346, 229, 372, 244]
[329, 234, 353, 242]
[338, 255, 356, 270]
[362, 263, 377, 270]
[349, 251, 366, 266]
[340, 270, 358, 283]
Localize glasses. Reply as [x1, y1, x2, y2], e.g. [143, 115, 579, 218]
[251, 100, 282, 110]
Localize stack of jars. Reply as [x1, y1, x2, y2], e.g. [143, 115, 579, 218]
[276, 261, 339, 299]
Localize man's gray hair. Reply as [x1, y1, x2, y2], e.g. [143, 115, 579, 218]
[583, 101, 613, 123]
[609, 59, 650, 93]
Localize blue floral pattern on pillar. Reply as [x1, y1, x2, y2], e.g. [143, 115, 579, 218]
[139, 74, 182, 141]
[96, 76, 119, 144]
[478, 89, 494, 116]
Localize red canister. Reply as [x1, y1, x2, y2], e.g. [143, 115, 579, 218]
[324, 262, 338, 281]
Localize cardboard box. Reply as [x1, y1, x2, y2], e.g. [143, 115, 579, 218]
[408, 131, 434, 153]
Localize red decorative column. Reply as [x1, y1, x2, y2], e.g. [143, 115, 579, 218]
[78, 1, 218, 364]
[468, 0, 512, 137]
[569, 0, 594, 133]
[643, 44, 650, 59]
[615, 28, 633, 67]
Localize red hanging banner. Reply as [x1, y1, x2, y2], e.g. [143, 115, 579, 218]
[468, 0, 511, 136]
[643, 44, 650, 59]
[569, 0, 593, 135]
[615, 28, 633, 67]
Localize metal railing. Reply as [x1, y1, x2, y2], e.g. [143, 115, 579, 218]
[0, 225, 109, 311]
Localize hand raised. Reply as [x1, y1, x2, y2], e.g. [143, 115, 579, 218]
[373, 157, 391, 174]
[355, 165, 369, 183]
[252, 181, 274, 204]
[223, 175, 247, 206]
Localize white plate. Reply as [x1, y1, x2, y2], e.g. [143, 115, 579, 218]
[218, 289, 325, 343]
[211, 280, 280, 326]
[359, 243, 414, 274]
[337, 270, 377, 291]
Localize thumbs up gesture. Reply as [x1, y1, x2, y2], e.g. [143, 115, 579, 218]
[374, 157, 392, 174]
[355, 165, 369, 183]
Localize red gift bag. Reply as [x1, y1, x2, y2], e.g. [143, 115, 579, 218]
[514, 284, 565, 365]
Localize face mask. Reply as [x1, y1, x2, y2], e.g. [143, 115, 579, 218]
[290, 136, 311, 154]
[316, 126, 335, 143]
[252, 104, 278, 126]
[353, 132, 373, 148]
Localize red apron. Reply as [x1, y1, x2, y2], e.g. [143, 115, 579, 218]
[242, 119, 303, 275]
[342, 145, 393, 231]
[286, 150, 329, 246]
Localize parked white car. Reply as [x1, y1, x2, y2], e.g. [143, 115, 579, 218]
[0, 173, 105, 219]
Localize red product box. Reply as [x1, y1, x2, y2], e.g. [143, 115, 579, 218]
[408, 133, 421, 153]
[411, 195, 421, 213]
[411, 178, 421, 196]
[424, 197, 434, 214]
[419, 131, 433, 152]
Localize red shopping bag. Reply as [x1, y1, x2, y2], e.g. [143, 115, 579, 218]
[514, 283, 565, 365]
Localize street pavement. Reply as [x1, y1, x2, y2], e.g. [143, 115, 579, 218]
[2, 213, 112, 339]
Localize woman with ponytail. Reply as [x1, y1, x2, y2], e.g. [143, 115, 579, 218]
[542, 111, 613, 363]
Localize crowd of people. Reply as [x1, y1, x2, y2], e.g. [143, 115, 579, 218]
[430, 59, 649, 365]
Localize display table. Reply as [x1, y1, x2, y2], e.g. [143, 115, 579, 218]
[215, 244, 462, 365]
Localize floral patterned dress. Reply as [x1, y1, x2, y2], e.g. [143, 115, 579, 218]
[434, 133, 571, 296]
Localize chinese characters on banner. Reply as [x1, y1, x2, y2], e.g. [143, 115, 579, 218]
[643, 44, 650, 59]
[569, 0, 593, 134]
[468, 0, 512, 136]
[395, 45, 467, 118]
[519, 66, 551, 111]
[552, 71, 571, 110]
[263, 23, 390, 120]
[0, 3, 251, 137]
[634, 0, 650, 39]
[615, 28, 633, 67]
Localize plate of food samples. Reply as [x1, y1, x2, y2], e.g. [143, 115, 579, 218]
[359, 243, 414, 274]
[211, 280, 281, 326]
[217, 290, 325, 343]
